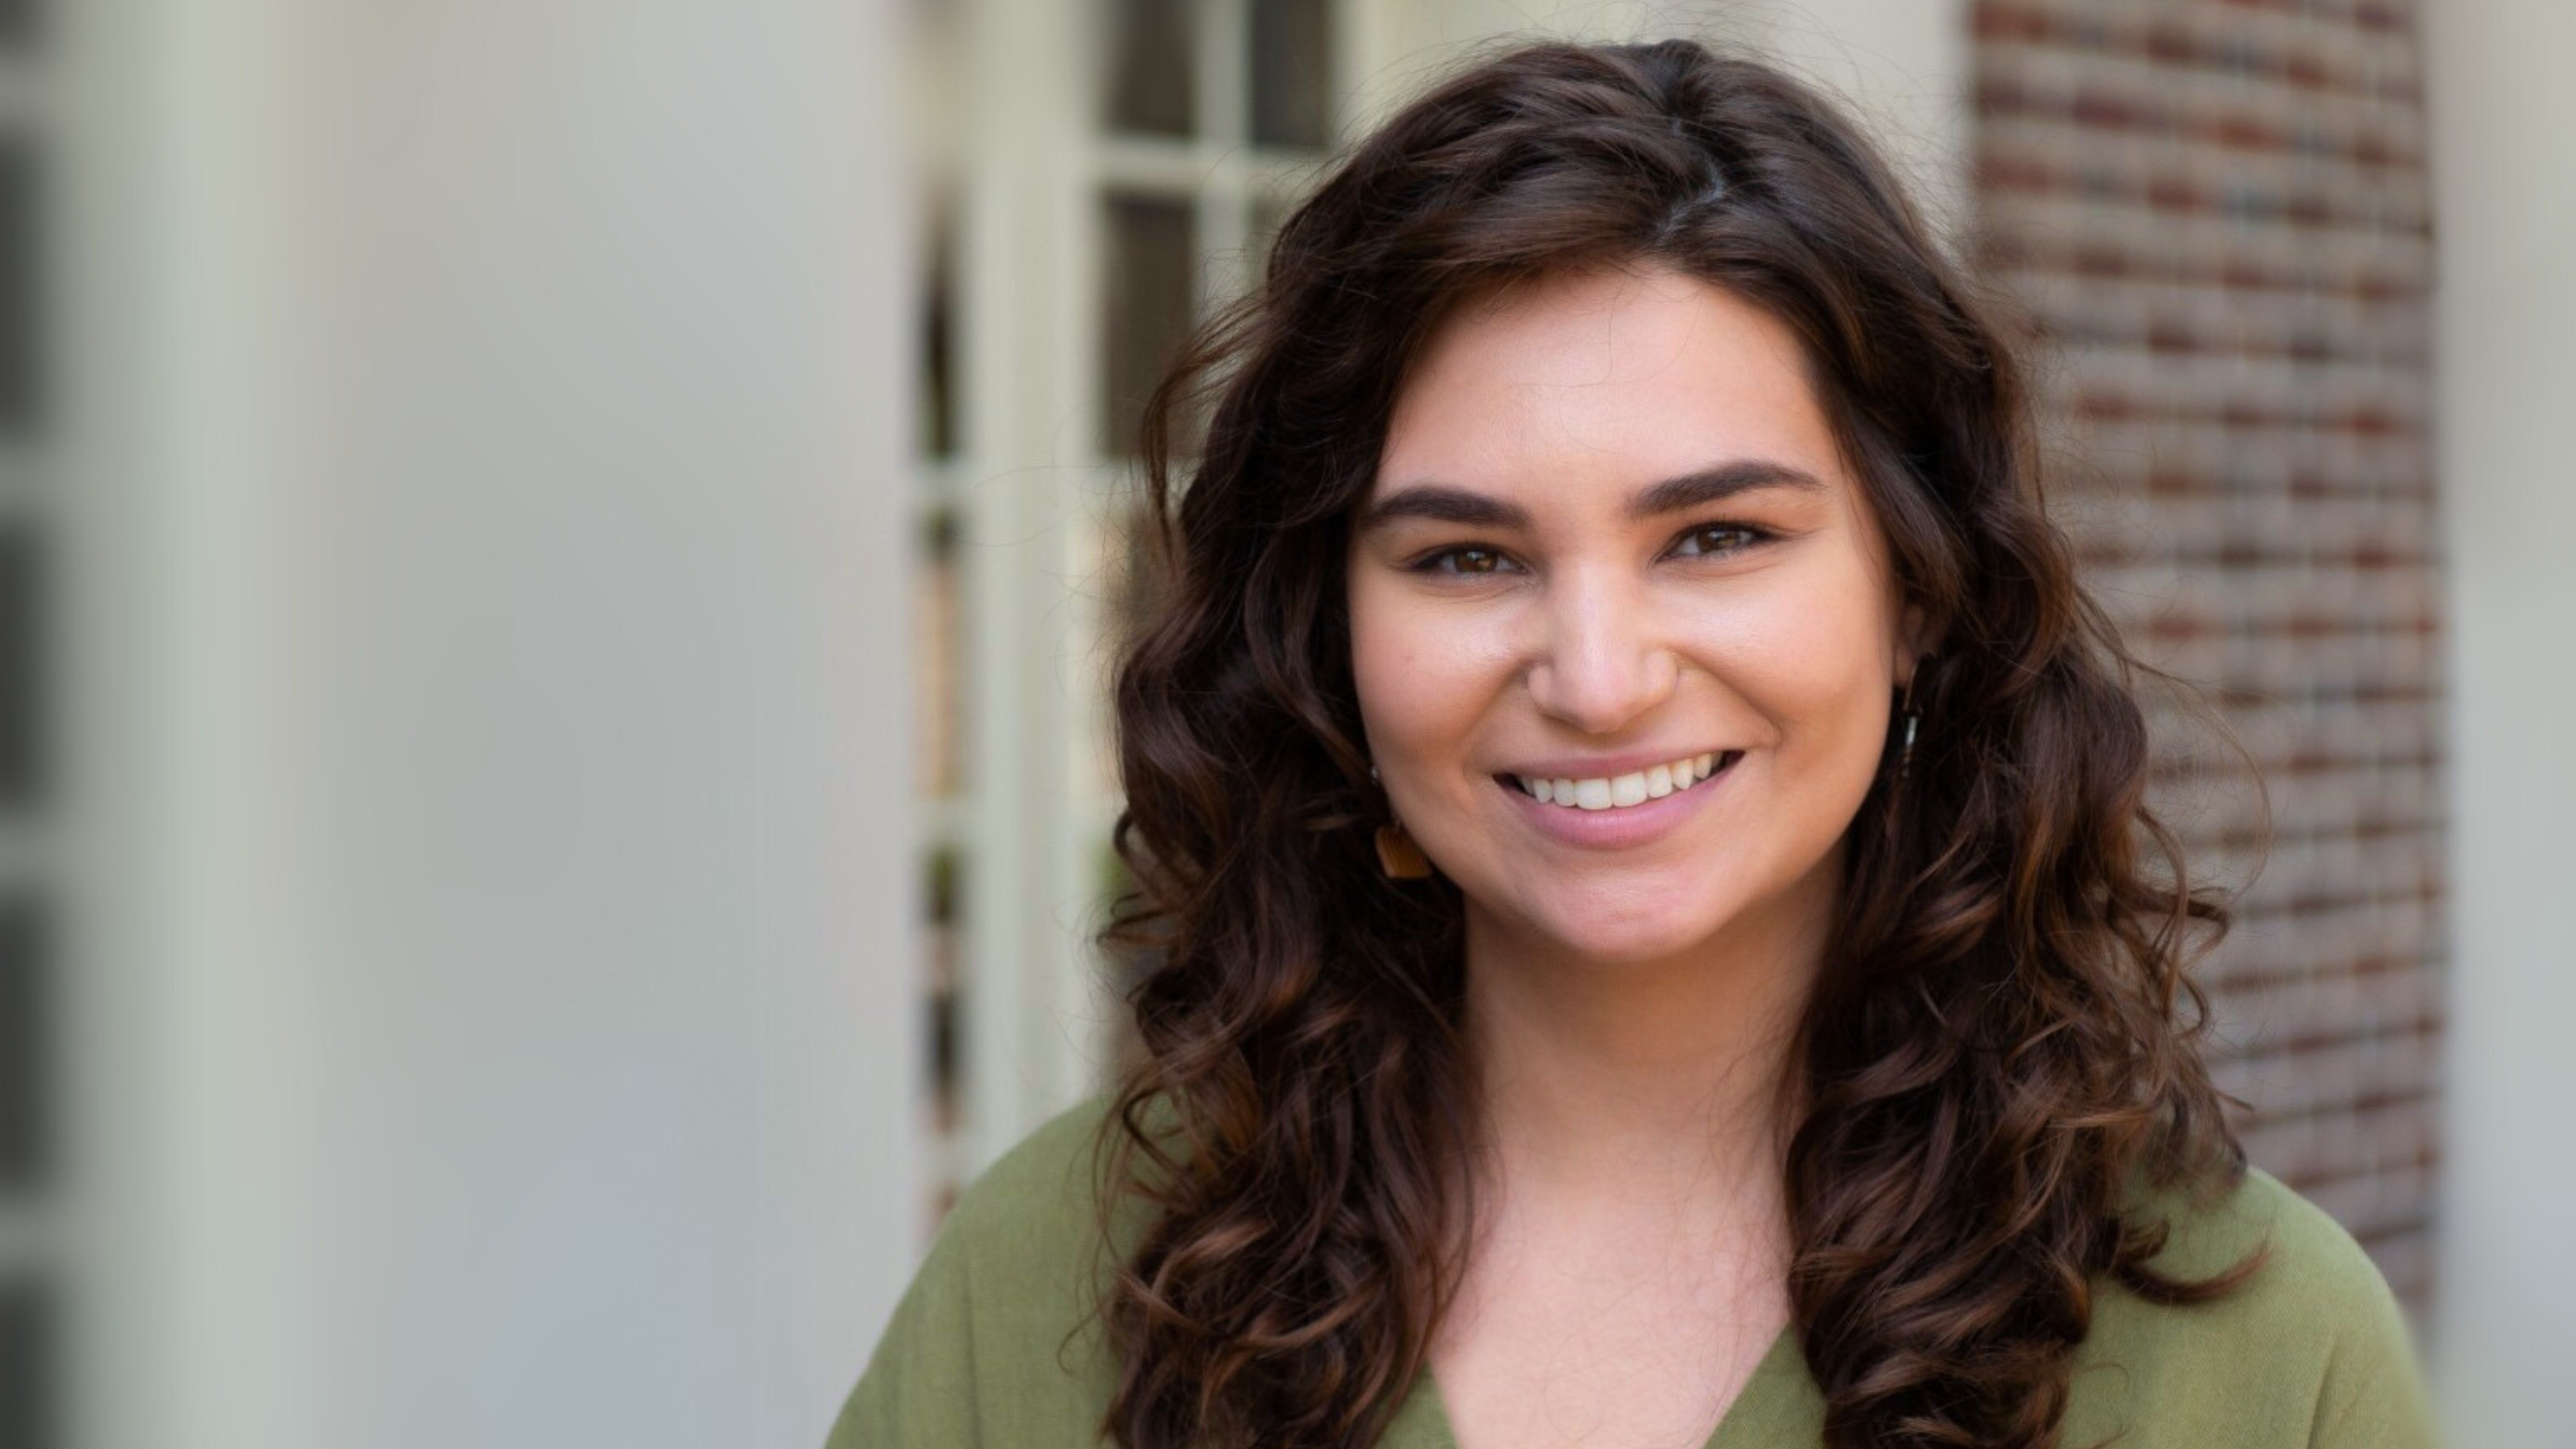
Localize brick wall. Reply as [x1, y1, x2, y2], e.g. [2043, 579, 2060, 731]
[1970, 0, 2443, 1313]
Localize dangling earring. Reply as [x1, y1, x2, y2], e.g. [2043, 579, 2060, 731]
[1376, 822, 1433, 879]
[1896, 672, 1922, 782]
[1366, 763, 1433, 879]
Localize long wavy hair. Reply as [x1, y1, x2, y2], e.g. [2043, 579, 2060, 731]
[1084, 36, 2265, 1449]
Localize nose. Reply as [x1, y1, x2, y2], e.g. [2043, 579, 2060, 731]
[1524, 564, 1681, 735]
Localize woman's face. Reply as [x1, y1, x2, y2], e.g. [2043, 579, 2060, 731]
[1346, 262, 1925, 969]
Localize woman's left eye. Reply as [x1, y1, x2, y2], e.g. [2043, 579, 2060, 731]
[1411, 545, 1519, 577]
[1669, 523, 1768, 558]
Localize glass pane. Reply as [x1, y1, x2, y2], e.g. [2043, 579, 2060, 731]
[0, 530, 40, 813]
[1250, 0, 1332, 149]
[923, 845, 961, 1136]
[916, 202, 958, 458]
[1100, 495, 1163, 670]
[0, 139, 39, 437]
[1100, 195, 1197, 458]
[1106, 0, 1193, 137]
[0, 0, 32, 56]
[0, 531, 38, 814]
[913, 506, 961, 799]
[1248, 192, 1295, 292]
[0, 898, 39, 1194]
[1069, 504, 1133, 802]
[0, 1275, 48, 1449]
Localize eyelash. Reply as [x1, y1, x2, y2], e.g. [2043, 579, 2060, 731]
[1404, 521, 1777, 578]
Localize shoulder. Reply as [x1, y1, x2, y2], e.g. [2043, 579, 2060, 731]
[2066, 1163, 2443, 1448]
[944, 1089, 1140, 1265]
[826, 1091, 1156, 1449]
[2120, 1161, 2381, 1303]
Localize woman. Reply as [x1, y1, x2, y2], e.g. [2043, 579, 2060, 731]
[834, 36, 2440, 1449]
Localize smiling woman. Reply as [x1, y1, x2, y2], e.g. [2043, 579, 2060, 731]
[830, 36, 2441, 1449]
[1349, 268, 1920, 977]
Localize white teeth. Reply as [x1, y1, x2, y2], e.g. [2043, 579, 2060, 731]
[1513, 752, 1731, 812]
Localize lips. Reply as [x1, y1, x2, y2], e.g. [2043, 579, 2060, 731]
[1493, 749, 1741, 849]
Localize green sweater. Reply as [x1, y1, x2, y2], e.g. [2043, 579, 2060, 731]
[829, 1093, 2443, 1448]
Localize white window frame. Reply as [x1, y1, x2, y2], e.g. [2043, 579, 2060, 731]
[912, 0, 1371, 1191]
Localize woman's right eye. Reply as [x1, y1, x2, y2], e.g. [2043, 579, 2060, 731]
[1411, 545, 1516, 577]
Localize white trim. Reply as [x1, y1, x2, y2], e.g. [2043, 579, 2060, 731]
[951, 0, 1102, 1178]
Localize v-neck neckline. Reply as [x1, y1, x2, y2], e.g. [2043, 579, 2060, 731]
[1397, 1319, 1819, 1449]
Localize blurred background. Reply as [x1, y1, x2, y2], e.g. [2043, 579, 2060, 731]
[0, 0, 2565, 1446]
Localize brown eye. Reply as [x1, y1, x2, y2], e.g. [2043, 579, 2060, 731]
[1412, 545, 1517, 577]
[1670, 523, 1769, 558]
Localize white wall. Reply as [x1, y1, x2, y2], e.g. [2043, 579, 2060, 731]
[1349, 1, 1971, 231]
[2423, 4, 2576, 1446]
[1733, 0, 1973, 238]
[75, 1, 917, 1445]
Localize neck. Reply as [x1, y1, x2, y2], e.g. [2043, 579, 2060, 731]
[1458, 859, 1834, 1210]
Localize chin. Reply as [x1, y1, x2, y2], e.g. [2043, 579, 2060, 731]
[1534, 900, 1734, 969]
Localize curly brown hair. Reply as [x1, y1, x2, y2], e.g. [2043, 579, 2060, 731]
[1084, 35, 2265, 1449]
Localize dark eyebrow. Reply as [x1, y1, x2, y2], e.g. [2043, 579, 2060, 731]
[1355, 460, 1827, 534]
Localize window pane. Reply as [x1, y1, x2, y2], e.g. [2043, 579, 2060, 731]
[914, 506, 961, 799]
[0, 1275, 48, 1449]
[0, 529, 42, 812]
[1248, 192, 1295, 292]
[0, 898, 39, 1195]
[0, 140, 38, 438]
[1102, 495, 1163, 668]
[1100, 195, 1197, 458]
[923, 845, 961, 1136]
[1106, 0, 1193, 138]
[1250, 0, 1332, 149]
[917, 201, 958, 458]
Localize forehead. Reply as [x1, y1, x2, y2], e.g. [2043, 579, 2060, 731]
[1376, 264, 1851, 513]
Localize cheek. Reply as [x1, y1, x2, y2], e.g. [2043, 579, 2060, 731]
[1347, 583, 1442, 749]
[1698, 568, 1896, 753]
[1347, 582, 1508, 765]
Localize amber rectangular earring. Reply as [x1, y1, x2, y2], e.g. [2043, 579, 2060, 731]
[1375, 821, 1432, 879]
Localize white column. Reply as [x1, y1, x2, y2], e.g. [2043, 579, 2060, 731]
[2423, 4, 2576, 1446]
[84, 1, 916, 1445]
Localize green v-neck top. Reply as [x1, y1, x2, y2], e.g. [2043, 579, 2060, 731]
[828, 1092, 2443, 1448]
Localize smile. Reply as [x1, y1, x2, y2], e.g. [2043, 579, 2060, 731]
[1505, 751, 1742, 811]
[1492, 749, 1741, 851]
